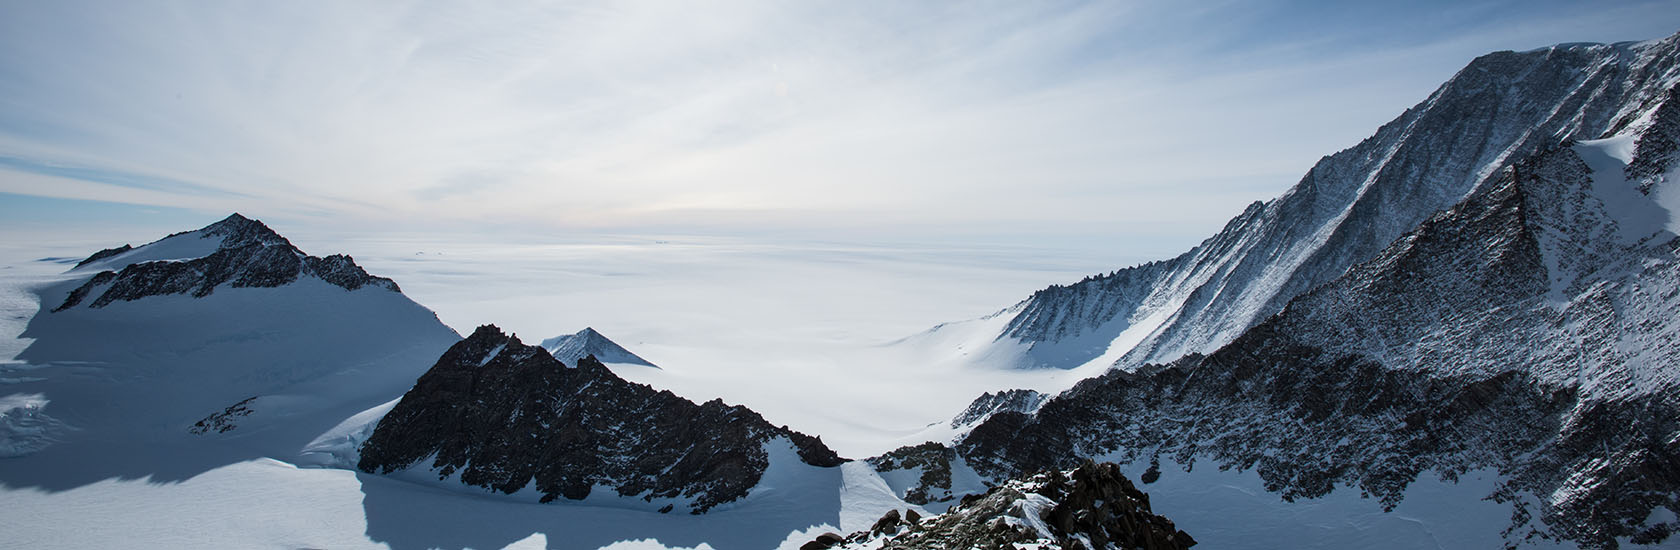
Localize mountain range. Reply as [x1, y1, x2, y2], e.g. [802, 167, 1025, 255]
[3, 31, 1680, 550]
[928, 34, 1680, 376]
[874, 33, 1680, 550]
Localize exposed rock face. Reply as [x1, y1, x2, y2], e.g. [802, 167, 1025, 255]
[72, 244, 131, 268]
[950, 389, 1046, 428]
[984, 34, 1680, 370]
[868, 442, 957, 505]
[54, 214, 398, 311]
[900, 122, 1680, 548]
[188, 396, 258, 435]
[817, 462, 1194, 550]
[357, 325, 844, 513]
[540, 327, 658, 368]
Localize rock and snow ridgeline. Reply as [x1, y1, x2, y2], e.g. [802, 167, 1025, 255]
[56, 213, 400, 312]
[8, 32, 1680, 550]
[807, 462, 1194, 550]
[879, 43, 1680, 548]
[965, 34, 1680, 373]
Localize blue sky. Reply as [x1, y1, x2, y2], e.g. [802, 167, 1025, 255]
[2, 0, 1678, 252]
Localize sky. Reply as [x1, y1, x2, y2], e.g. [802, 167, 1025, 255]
[3, 1, 1678, 251]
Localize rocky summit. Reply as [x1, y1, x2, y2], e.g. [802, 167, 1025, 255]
[54, 213, 398, 311]
[356, 325, 844, 513]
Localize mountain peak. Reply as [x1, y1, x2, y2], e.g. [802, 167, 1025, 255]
[196, 212, 290, 250]
[975, 30, 1680, 372]
[358, 325, 837, 512]
[541, 327, 658, 369]
[53, 215, 401, 311]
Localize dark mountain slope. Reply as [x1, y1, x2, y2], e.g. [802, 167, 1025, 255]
[358, 325, 843, 514]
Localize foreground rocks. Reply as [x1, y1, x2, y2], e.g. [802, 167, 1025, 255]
[812, 461, 1194, 550]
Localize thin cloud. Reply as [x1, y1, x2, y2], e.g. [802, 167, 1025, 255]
[1, 0, 1677, 244]
[0, 155, 250, 198]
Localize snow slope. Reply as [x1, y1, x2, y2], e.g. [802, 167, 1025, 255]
[0, 216, 458, 494]
[1117, 458, 1574, 550]
[927, 34, 1680, 374]
[927, 106, 1680, 547]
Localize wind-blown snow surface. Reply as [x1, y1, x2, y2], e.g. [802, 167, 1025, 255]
[0, 225, 454, 479]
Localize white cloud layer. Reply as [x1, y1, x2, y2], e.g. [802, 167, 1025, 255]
[2, 1, 1678, 247]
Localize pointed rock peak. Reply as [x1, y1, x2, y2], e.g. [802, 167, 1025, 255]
[467, 324, 508, 341]
[951, 389, 1047, 428]
[541, 327, 658, 369]
[197, 212, 289, 249]
[451, 325, 528, 368]
[55, 214, 403, 310]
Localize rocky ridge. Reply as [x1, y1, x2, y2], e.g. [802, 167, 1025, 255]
[357, 325, 844, 513]
[54, 213, 398, 311]
[988, 33, 1680, 371]
[949, 389, 1047, 429]
[867, 442, 959, 505]
[884, 117, 1680, 547]
[808, 462, 1194, 550]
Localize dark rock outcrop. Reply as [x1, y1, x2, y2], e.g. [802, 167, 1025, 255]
[817, 462, 1194, 550]
[867, 442, 957, 505]
[357, 325, 844, 513]
[188, 396, 258, 435]
[72, 244, 132, 268]
[54, 214, 398, 311]
[798, 532, 845, 550]
[950, 389, 1047, 428]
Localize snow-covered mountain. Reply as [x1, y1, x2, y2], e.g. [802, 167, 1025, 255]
[355, 325, 841, 513]
[874, 40, 1680, 548]
[0, 215, 951, 548]
[541, 326, 658, 369]
[0, 214, 459, 487]
[6, 30, 1680, 550]
[55, 213, 401, 312]
[924, 34, 1680, 373]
